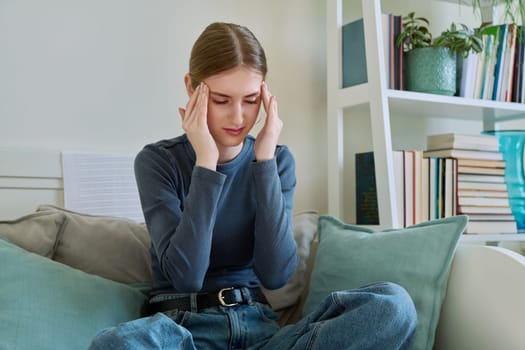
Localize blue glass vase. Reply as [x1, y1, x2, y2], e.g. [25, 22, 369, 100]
[485, 130, 525, 232]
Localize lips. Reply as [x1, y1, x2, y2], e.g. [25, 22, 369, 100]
[224, 127, 244, 136]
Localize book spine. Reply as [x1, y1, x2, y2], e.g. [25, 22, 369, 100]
[342, 18, 367, 87]
[355, 152, 379, 225]
[393, 15, 401, 90]
[389, 14, 395, 90]
[505, 24, 517, 102]
[492, 24, 506, 101]
[511, 25, 522, 102]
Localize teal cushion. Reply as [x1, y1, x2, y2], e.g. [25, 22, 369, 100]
[304, 215, 467, 350]
[0, 237, 148, 350]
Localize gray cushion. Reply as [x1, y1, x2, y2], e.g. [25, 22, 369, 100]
[0, 210, 65, 257]
[37, 205, 152, 284]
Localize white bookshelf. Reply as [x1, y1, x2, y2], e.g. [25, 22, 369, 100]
[460, 234, 525, 243]
[326, 0, 525, 241]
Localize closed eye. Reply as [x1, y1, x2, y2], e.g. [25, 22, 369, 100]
[212, 99, 229, 105]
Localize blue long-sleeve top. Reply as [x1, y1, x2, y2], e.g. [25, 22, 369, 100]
[134, 134, 298, 295]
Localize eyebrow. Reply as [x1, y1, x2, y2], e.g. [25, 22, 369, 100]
[210, 91, 260, 98]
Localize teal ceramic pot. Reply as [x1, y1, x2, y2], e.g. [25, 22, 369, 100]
[405, 47, 457, 96]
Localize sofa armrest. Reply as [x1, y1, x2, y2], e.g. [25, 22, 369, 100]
[434, 244, 525, 350]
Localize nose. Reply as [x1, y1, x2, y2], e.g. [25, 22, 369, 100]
[230, 103, 243, 125]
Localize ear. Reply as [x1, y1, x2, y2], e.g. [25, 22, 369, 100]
[184, 74, 194, 97]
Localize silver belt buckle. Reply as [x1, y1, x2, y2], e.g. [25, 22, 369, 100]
[218, 287, 238, 307]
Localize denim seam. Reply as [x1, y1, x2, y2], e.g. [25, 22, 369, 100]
[304, 322, 323, 350]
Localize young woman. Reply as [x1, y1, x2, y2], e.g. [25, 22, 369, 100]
[89, 22, 417, 350]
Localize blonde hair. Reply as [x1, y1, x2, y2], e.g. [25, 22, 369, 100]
[188, 22, 267, 88]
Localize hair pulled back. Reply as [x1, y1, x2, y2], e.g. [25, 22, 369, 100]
[188, 22, 267, 88]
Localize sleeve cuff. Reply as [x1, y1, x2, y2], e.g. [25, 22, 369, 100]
[192, 166, 227, 186]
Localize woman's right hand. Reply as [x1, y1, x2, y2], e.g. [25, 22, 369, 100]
[178, 83, 219, 170]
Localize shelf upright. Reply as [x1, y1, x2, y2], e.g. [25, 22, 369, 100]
[362, 0, 399, 228]
[326, 0, 344, 219]
[326, 0, 399, 227]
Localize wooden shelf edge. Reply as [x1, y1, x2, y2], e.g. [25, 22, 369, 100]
[460, 234, 525, 243]
[333, 86, 525, 121]
[387, 89, 525, 113]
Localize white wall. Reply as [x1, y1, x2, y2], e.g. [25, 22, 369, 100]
[3, 0, 525, 220]
[0, 0, 327, 214]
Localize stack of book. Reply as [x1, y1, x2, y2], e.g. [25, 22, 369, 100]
[459, 24, 525, 103]
[424, 133, 517, 234]
[392, 150, 457, 228]
[355, 149, 456, 228]
[355, 133, 518, 233]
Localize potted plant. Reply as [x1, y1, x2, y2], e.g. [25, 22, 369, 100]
[435, 23, 485, 95]
[396, 12, 484, 96]
[444, 0, 524, 24]
[433, 23, 484, 57]
[471, 0, 525, 24]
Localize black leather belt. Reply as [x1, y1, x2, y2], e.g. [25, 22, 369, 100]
[146, 287, 268, 314]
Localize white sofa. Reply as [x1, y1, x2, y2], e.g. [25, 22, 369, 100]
[434, 244, 525, 350]
[2, 206, 525, 350]
[283, 235, 525, 350]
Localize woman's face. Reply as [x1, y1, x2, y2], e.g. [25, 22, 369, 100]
[202, 66, 263, 154]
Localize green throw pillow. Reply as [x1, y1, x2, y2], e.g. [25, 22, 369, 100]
[303, 215, 467, 350]
[0, 237, 148, 350]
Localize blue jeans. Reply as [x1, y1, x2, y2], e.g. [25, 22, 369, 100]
[89, 282, 417, 350]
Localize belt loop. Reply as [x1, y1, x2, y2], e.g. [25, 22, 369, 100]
[190, 293, 198, 312]
[240, 287, 253, 304]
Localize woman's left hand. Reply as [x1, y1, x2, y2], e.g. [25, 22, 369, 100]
[254, 82, 283, 161]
